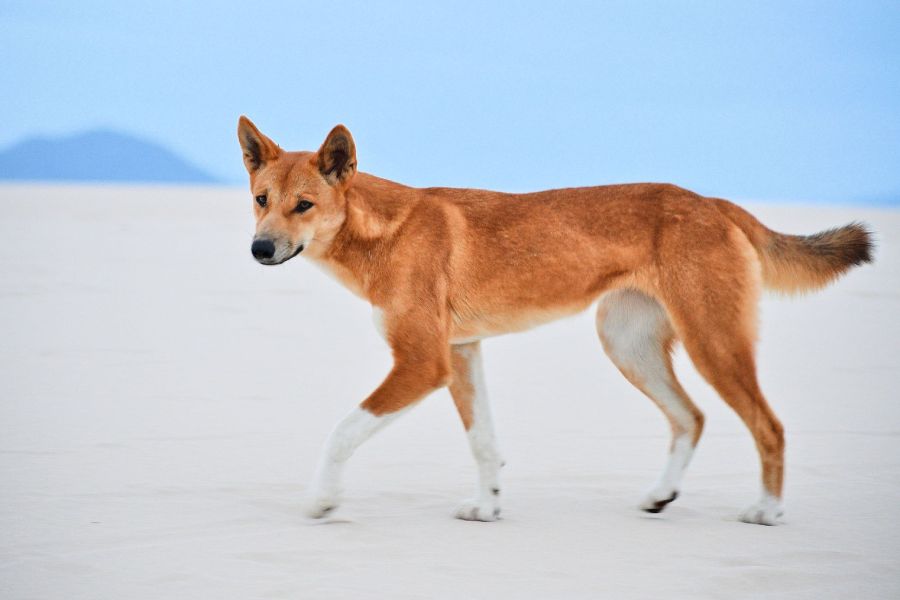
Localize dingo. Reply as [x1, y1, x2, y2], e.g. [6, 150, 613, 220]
[237, 117, 872, 525]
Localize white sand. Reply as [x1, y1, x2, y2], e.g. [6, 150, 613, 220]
[1, 184, 898, 599]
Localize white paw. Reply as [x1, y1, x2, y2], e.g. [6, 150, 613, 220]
[739, 495, 784, 526]
[305, 494, 341, 519]
[454, 498, 501, 522]
[640, 489, 679, 513]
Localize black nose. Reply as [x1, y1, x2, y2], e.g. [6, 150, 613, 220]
[251, 239, 276, 260]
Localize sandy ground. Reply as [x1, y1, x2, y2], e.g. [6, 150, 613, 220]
[1, 184, 898, 599]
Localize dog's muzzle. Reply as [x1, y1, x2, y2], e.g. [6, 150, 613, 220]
[251, 238, 304, 265]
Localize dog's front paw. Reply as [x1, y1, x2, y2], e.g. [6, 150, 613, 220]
[305, 495, 341, 519]
[454, 498, 501, 522]
[739, 495, 784, 526]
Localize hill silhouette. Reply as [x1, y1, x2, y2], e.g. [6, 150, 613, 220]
[0, 130, 217, 183]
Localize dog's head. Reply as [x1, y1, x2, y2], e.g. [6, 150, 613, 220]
[237, 116, 356, 265]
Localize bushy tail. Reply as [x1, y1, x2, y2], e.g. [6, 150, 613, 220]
[714, 199, 874, 294]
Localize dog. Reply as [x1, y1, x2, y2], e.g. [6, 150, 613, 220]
[237, 116, 872, 525]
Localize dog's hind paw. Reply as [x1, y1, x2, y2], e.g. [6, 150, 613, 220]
[640, 490, 679, 514]
[454, 499, 501, 522]
[739, 494, 784, 526]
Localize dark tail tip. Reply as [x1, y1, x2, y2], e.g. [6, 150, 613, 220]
[840, 221, 875, 266]
[805, 221, 874, 268]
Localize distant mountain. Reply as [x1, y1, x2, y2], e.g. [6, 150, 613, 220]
[0, 130, 217, 184]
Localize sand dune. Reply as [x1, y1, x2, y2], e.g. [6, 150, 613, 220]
[1, 185, 898, 599]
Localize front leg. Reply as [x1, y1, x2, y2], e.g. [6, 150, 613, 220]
[306, 406, 407, 518]
[449, 342, 504, 522]
[306, 307, 452, 518]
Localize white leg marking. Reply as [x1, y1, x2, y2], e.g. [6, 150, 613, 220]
[453, 345, 504, 522]
[740, 491, 784, 526]
[598, 291, 701, 513]
[306, 406, 405, 518]
[640, 434, 694, 511]
[371, 307, 388, 340]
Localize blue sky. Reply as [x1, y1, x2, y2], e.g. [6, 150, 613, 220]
[2, 1, 898, 202]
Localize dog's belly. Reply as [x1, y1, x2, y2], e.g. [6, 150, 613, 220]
[447, 266, 637, 344]
[449, 301, 594, 344]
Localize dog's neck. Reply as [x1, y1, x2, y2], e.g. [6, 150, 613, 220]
[313, 174, 418, 302]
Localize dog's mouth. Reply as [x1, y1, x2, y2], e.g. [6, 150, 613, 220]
[256, 244, 304, 266]
[288, 244, 305, 260]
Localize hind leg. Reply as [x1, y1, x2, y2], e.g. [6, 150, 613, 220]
[597, 290, 705, 513]
[674, 317, 785, 525]
[660, 238, 786, 525]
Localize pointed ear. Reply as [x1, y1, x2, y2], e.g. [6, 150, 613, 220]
[237, 116, 281, 173]
[317, 125, 357, 186]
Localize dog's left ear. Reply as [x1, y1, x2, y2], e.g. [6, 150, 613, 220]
[237, 116, 281, 174]
[317, 125, 357, 186]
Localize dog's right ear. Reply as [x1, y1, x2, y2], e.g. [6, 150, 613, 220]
[317, 125, 357, 187]
[237, 116, 281, 173]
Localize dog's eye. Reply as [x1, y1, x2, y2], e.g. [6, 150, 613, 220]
[255, 194, 267, 207]
[295, 199, 314, 213]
